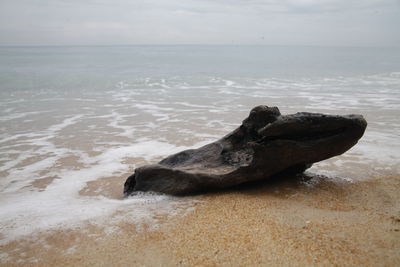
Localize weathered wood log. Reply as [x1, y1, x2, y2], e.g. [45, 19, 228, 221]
[124, 106, 367, 195]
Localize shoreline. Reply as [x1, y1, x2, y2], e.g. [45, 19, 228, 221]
[1, 172, 399, 266]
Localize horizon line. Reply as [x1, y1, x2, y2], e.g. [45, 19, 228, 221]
[0, 44, 399, 49]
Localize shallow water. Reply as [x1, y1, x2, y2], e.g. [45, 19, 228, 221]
[0, 46, 399, 244]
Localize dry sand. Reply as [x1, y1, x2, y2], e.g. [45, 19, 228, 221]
[1, 172, 399, 266]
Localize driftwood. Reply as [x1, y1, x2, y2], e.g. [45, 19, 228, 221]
[124, 106, 367, 195]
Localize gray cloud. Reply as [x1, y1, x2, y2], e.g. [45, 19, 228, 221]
[0, 0, 399, 46]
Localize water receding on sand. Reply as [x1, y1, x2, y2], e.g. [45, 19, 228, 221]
[1, 73, 399, 247]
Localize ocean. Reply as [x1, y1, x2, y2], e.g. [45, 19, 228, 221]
[0, 45, 399, 245]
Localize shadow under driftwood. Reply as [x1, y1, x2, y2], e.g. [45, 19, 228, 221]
[173, 170, 348, 197]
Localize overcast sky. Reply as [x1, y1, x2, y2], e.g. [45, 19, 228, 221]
[0, 0, 399, 47]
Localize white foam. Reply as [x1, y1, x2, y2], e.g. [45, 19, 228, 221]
[47, 115, 83, 133]
[133, 103, 173, 121]
[0, 111, 47, 121]
[225, 80, 235, 86]
[106, 111, 136, 137]
[0, 139, 204, 244]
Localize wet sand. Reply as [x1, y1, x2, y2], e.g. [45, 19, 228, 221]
[1, 172, 399, 266]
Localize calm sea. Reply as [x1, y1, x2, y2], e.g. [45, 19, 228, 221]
[0, 45, 399, 243]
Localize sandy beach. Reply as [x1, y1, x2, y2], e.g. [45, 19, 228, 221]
[1, 171, 399, 266]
